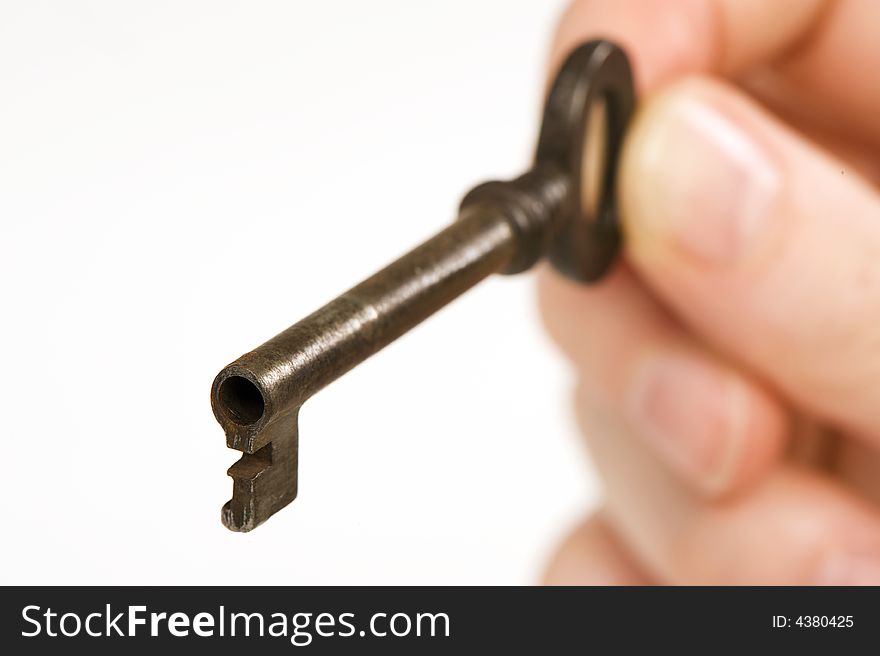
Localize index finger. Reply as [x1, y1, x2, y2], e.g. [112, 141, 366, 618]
[550, 0, 826, 92]
[552, 0, 880, 148]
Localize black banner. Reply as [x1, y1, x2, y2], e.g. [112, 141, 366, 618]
[2, 586, 877, 652]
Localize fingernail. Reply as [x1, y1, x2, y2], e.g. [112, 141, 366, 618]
[628, 353, 745, 493]
[626, 82, 781, 263]
[815, 551, 880, 585]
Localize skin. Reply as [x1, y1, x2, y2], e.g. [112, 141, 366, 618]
[539, 0, 880, 584]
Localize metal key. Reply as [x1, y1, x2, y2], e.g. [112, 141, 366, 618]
[211, 40, 635, 531]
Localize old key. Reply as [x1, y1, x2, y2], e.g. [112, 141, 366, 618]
[211, 40, 635, 531]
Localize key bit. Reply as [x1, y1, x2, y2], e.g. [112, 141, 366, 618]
[211, 40, 635, 531]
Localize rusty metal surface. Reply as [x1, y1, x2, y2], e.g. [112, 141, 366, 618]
[211, 40, 635, 532]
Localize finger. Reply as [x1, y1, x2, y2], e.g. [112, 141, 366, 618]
[741, 73, 880, 176]
[538, 266, 787, 495]
[620, 77, 880, 443]
[543, 511, 652, 585]
[577, 385, 880, 584]
[766, 0, 880, 148]
[551, 0, 826, 91]
[552, 0, 880, 146]
[836, 440, 880, 507]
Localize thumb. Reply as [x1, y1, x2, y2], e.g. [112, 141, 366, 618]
[618, 77, 880, 443]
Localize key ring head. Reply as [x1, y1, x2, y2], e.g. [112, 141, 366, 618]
[536, 39, 635, 282]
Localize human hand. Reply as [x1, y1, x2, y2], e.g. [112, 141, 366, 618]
[540, 0, 880, 584]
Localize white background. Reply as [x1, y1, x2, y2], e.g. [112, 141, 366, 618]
[0, 0, 601, 584]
